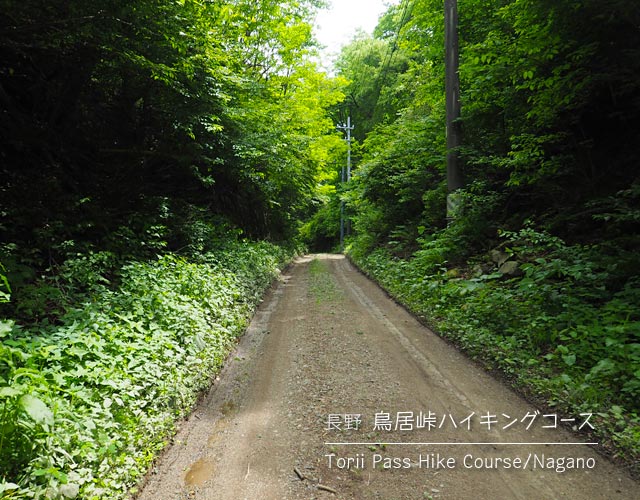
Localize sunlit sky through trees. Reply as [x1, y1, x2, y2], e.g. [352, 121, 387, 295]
[314, 0, 399, 70]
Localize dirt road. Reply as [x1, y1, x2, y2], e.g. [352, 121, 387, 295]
[136, 255, 638, 500]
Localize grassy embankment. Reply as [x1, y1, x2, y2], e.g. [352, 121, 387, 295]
[347, 226, 639, 473]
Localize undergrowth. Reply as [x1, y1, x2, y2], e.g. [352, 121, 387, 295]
[0, 239, 291, 499]
[347, 224, 640, 471]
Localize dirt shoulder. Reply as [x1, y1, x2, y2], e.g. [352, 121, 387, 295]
[136, 254, 638, 500]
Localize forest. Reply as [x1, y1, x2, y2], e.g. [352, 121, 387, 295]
[329, 0, 640, 477]
[1, 0, 639, 498]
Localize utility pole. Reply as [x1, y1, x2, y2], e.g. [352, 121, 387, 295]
[337, 115, 354, 182]
[445, 0, 463, 220]
[337, 116, 354, 245]
[339, 162, 345, 251]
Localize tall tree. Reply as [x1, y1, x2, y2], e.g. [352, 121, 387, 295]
[0, 0, 343, 267]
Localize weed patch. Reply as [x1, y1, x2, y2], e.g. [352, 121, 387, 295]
[308, 259, 342, 304]
[0, 240, 290, 499]
[348, 227, 640, 470]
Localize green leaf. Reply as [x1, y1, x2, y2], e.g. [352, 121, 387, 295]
[0, 320, 13, 338]
[0, 482, 19, 493]
[0, 386, 22, 398]
[59, 483, 80, 499]
[19, 394, 54, 426]
[561, 353, 576, 366]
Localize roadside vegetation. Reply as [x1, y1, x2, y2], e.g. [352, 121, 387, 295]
[348, 225, 640, 467]
[0, 235, 291, 499]
[1, 0, 337, 497]
[303, 0, 640, 468]
[2, 0, 639, 496]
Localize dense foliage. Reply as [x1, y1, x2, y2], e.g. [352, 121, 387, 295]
[0, 0, 343, 261]
[3, 0, 640, 493]
[349, 227, 640, 465]
[0, 0, 341, 497]
[0, 238, 289, 498]
[327, 0, 640, 251]
[303, 0, 640, 464]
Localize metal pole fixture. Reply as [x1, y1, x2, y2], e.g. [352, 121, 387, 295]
[337, 117, 354, 242]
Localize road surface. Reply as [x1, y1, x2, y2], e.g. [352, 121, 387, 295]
[136, 254, 638, 500]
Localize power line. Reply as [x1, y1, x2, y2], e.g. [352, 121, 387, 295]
[380, 0, 411, 79]
[337, 0, 413, 119]
[372, 0, 413, 111]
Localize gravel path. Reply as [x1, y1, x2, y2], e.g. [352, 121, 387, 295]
[135, 254, 638, 500]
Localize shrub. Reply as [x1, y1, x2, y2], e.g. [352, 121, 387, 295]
[348, 222, 640, 464]
[0, 239, 289, 499]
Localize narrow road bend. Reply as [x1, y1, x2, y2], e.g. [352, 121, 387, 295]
[136, 254, 638, 500]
